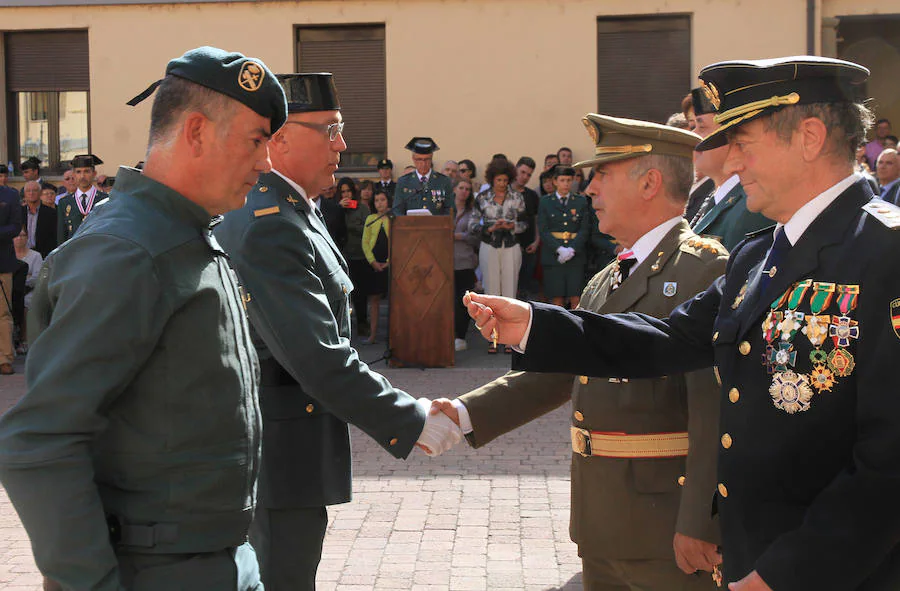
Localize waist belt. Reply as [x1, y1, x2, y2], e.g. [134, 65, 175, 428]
[570, 427, 689, 458]
[551, 231, 578, 240]
[108, 516, 179, 548]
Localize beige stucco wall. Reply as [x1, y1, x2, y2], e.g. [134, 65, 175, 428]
[0, 0, 891, 178]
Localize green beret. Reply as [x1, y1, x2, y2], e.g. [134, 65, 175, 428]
[127, 46, 288, 133]
[573, 113, 701, 169]
[696, 55, 869, 151]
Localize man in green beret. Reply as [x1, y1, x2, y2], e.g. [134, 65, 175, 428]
[214, 73, 461, 591]
[57, 154, 108, 244]
[0, 46, 287, 591]
[392, 137, 454, 215]
[435, 114, 725, 590]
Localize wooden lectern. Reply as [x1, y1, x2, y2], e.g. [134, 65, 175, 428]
[388, 215, 454, 367]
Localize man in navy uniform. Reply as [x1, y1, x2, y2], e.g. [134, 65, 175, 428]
[392, 137, 454, 215]
[376, 157, 396, 200]
[214, 73, 461, 591]
[57, 154, 108, 244]
[465, 56, 900, 590]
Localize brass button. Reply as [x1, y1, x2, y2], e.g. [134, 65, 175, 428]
[738, 341, 751, 356]
[579, 376, 588, 385]
[305, 404, 314, 413]
[721, 433, 733, 449]
[712, 331, 719, 342]
[717, 483, 728, 498]
[729, 388, 740, 403]
[574, 411, 584, 422]
[768, 266, 777, 278]
[389, 438, 398, 446]
[677, 475, 686, 486]
[342, 284, 348, 294]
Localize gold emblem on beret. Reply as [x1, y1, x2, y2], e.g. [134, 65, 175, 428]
[582, 118, 600, 144]
[700, 80, 721, 110]
[239, 61, 265, 92]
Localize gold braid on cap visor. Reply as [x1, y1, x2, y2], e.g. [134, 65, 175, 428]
[714, 92, 800, 125]
[594, 144, 653, 156]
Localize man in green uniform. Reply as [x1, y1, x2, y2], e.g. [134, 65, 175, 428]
[56, 154, 108, 244]
[435, 115, 724, 590]
[392, 137, 454, 215]
[0, 46, 287, 591]
[688, 87, 771, 249]
[538, 165, 593, 308]
[214, 73, 461, 591]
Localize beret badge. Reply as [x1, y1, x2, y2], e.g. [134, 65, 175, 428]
[239, 61, 265, 92]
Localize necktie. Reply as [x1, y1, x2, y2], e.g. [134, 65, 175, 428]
[611, 250, 637, 292]
[758, 227, 791, 294]
[560, 195, 567, 207]
[81, 195, 88, 211]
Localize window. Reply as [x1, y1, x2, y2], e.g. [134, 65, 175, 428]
[596, 16, 691, 124]
[297, 25, 386, 171]
[5, 30, 90, 175]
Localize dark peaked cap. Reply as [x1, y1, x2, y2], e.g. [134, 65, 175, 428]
[71, 154, 103, 168]
[405, 137, 439, 154]
[126, 46, 288, 133]
[696, 55, 869, 151]
[277, 73, 341, 113]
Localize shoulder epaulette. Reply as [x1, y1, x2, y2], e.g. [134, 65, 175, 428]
[253, 205, 280, 218]
[744, 224, 777, 239]
[680, 235, 728, 256]
[862, 200, 900, 229]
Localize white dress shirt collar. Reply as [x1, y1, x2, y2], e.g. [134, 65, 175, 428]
[629, 216, 683, 269]
[419, 171, 431, 184]
[780, 174, 859, 246]
[712, 174, 741, 205]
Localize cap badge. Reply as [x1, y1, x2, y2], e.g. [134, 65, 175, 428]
[583, 118, 599, 144]
[701, 80, 721, 110]
[239, 61, 265, 92]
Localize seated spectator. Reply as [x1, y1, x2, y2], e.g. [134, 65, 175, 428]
[452, 178, 479, 352]
[12, 227, 41, 353]
[362, 189, 392, 344]
[876, 149, 900, 205]
[336, 177, 372, 338]
[855, 145, 879, 193]
[22, 181, 57, 258]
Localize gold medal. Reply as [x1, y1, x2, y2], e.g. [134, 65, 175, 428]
[809, 366, 835, 393]
[827, 347, 855, 377]
[769, 370, 814, 414]
[802, 314, 830, 348]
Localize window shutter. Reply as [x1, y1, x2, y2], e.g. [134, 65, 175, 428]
[6, 30, 90, 92]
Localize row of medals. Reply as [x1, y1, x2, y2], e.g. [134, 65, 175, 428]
[754, 280, 859, 414]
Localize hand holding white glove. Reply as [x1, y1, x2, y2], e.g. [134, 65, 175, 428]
[415, 398, 463, 456]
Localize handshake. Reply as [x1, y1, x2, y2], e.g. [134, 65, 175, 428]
[556, 246, 575, 264]
[414, 397, 466, 457]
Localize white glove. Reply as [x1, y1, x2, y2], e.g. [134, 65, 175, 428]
[557, 246, 575, 264]
[415, 398, 463, 456]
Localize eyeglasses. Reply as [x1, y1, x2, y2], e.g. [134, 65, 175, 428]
[459, 167, 470, 173]
[285, 120, 345, 141]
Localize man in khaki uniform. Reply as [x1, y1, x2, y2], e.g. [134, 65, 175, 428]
[434, 114, 726, 590]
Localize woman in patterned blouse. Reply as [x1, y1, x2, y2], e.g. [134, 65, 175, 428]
[468, 159, 527, 353]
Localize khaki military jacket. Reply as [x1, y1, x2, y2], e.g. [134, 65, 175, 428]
[460, 220, 726, 559]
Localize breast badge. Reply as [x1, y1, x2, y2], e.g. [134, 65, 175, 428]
[891, 298, 900, 340]
[663, 282, 677, 297]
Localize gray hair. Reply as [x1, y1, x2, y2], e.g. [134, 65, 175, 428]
[763, 102, 875, 164]
[148, 76, 238, 148]
[627, 154, 694, 204]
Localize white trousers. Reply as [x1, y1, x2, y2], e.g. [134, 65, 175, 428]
[478, 242, 522, 298]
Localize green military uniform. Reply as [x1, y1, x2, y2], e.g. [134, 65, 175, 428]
[460, 222, 725, 590]
[538, 191, 592, 297]
[0, 46, 288, 590]
[393, 169, 453, 215]
[0, 167, 262, 590]
[57, 188, 109, 243]
[691, 179, 771, 250]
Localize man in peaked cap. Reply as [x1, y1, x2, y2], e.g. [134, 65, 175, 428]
[434, 113, 726, 590]
[392, 136, 454, 215]
[464, 56, 900, 590]
[688, 88, 771, 250]
[376, 157, 396, 200]
[214, 74, 461, 591]
[56, 154, 107, 244]
[0, 46, 286, 590]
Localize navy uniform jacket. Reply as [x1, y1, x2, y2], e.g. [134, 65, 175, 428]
[538, 193, 592, 267]
[392, 170, 453, 216]
[214, 171, 426, 509]
[513, 179, 900, 589]
[57, 190, 109, 244]
[692, 182, 771, 251]
[376, 179, 396, 201]
[0, 187, 23, 273]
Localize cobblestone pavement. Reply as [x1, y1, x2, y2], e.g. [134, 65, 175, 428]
[0, 328, 582, 590]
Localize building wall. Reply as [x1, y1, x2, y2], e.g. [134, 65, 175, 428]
[0, 0, 890, 179]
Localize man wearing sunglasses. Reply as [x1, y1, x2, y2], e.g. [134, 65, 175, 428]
[214, 73, 462, 591]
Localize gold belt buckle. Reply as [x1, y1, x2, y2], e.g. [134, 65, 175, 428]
[571, 427, 592, 457]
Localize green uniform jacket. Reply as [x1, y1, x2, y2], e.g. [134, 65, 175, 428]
[392, 170, 453, 216]
[691, 181, 771, 251]
[57, 189, 109, 244]
[214, 171, 426, 510]
[538, 193, 592, 267]
[0, 167, 261, 590]
[459, 221, 725, 559]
